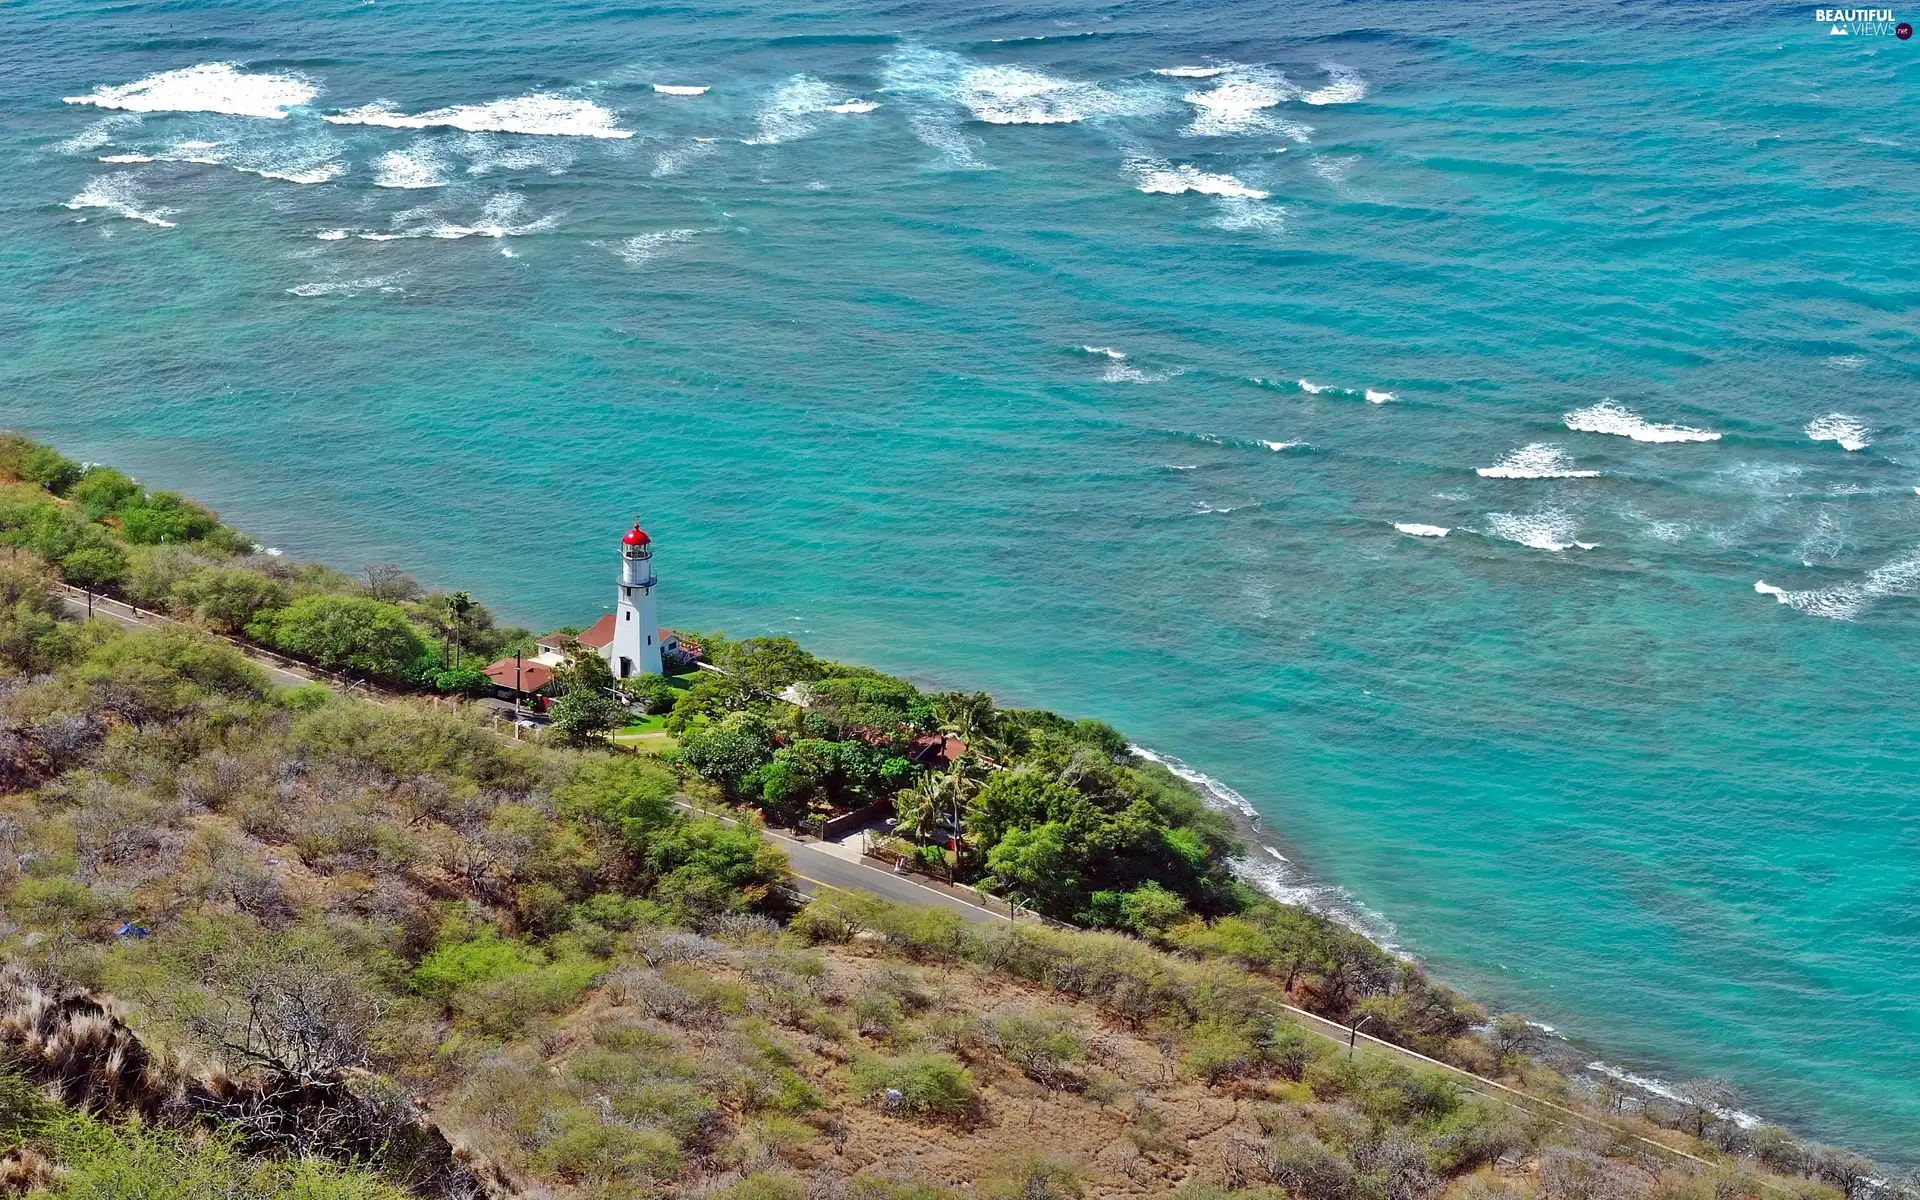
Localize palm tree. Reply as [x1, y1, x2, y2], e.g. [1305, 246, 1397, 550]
[893, 774, 945, 843]
[443, 591, 475, 665]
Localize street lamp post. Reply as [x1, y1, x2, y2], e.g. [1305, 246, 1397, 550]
[1347, 1014, 1375, 1059]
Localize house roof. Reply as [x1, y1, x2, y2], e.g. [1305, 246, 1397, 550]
[538, 613, 618, 652]
[578, 613, 617, 650]
[483, 658, 553, 694]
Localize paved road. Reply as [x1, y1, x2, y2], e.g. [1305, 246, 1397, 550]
[763, 827, 1012, 927]
[57, 591, 319, 688]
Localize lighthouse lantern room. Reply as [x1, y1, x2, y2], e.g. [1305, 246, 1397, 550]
[611, 523, 663, 678]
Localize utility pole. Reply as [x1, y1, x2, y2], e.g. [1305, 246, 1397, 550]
[1347, 1014, 1375, 1060]
[513, 652, 523, 739]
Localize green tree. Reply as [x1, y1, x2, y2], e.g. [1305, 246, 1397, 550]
[69, 466, 143, 519]
[720, 636, 822, 697]
[174, 565, 288, 635]
[621, 673, 677, 715]
[116, 490, 219, 544]
[0, 554, 76, 672]
[77, 626, 267, 722]
[250, 594, 428, 680]
[677, 711, 777, 796]
[57, 540, 128, 592]
[550, 688, 628, 748]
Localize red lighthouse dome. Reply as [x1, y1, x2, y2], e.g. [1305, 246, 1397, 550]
[622, 524, 650, 546]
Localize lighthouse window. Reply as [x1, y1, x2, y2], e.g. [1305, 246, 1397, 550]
[647, 635, 653, 645]
[624, 611, 631, 621]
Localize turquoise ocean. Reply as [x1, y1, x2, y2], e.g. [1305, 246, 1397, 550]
[3, 0, 1917, 1162]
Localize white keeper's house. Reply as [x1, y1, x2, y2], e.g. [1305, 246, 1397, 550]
[483, 522, 679, 706]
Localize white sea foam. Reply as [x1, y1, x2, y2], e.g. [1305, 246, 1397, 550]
[650, 139, 719, 177]
[1154, 65, 1231, 78]
[315, 229, 349, 240]
[1212, 196, 1287, 233]
[1259, 440, 1305, 451]
[1755, 549, 1920, 621]
[1075, 344, 1162, 383]
[1180, 67, 1314, 140]
[97, 136, 345, 183]
[357, 192, 557, 240]
[1126, 154, 1269, 199]
[651, 84, 709, 96]
[460, 134, 575, 177]
[65, 62, 318, 119]
[1565, 399, 1719, 443]
[884, 44, 1157, 130]
[326, 93, 632, 138]
[60, 114, 140, 154]
[746, 75, 875, 144]
[1805, 412, 1870, 452]
[1476, 443, 1602, 479]
[286, 272, 407, 297]
[373, 146, 447, 188]
[1395, 523, 1450, 537]
[1824, 354, 1866, 371]
[617, 228, 701, 265]
[1298, 378, 1333, 394]
[1584, 1062, 1764, 1129]
[1366, 389, 1396, 404]
[1485, 508, 1592, 552]
[1300, 63, 1368, 105]
[1129, 743, 1399, 947]
[65, 174, 176, 227]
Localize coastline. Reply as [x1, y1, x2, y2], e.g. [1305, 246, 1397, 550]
[0, 430, 1892, 1178]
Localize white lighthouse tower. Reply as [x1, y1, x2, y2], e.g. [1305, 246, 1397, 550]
[610, 523, 662, 679]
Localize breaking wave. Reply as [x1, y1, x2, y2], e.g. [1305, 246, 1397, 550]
[1755, 549, 1920, 621]
[1565, 399, 1719, 443]
[883, 44, 1157, 129]
[1180, 66, 1313, 141]
[373, 146, 447, 189]
[1476, 443, 1602, 480]
[1395, 523, 1450, 538]
[652, 83, 708, 96]
[357, 193, 557, 240]
[1125, 154, 1268, 199]
[618, 228, 703, 265]
[286, 272, 407, 297]
[65, 174, 176, 227]
[101, 137, 345, 183]
[745, 75, 875, 144]
[1485, 508, 1595, 552]
[60, 114, 140, 154]
[65, 62, 318, 120]
[1365, 389, 1396, 404]
[1300, 63, 1369, 106]
[1804, 413, 1870, 452]
[326, 93, 632, 138]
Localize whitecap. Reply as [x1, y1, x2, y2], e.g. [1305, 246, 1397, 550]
[97, 136, 345, 183]
[1154, 65, 1232, 78]
[1485, 508, 1588, 552]
[1259, 440, 1305, 451]
[65, 62, 318, 119]
[1365, 389, 1396, 404]
[314, 229, 349, 240]
[1395, 523, 1449, 537]
[1476, 443, 1602, 480]
[883, 44, 1157, 130]
[1755, 549, 1920, 621]
[1075, 344, 1162, 383]
[373, 146, 447, 189]
[326, 93, 632, 138]
[650, 139, 718, 177]
[64, 175, 176, 227]
[286, 272, 407, 297]
[61, 114, 140, 154]
[746, 74, 864, 144]
[1300, 63, 1368, 105]
[1181, 67, 1313, 140]
[1298, 378, 1333, 394]
[1565, 399, 1719, 443]
[652, 83, 709, 96]
[1125, 154, 1269, 199]
[358, 193, 557, 240]
[618, 228, 701, 265]
[1211, 195, 1287, 233]
[459, 134, 575, 177]
[1805, 413, 1870, 452]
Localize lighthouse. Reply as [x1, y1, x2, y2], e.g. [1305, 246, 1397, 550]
[610, 523, 663, 678]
